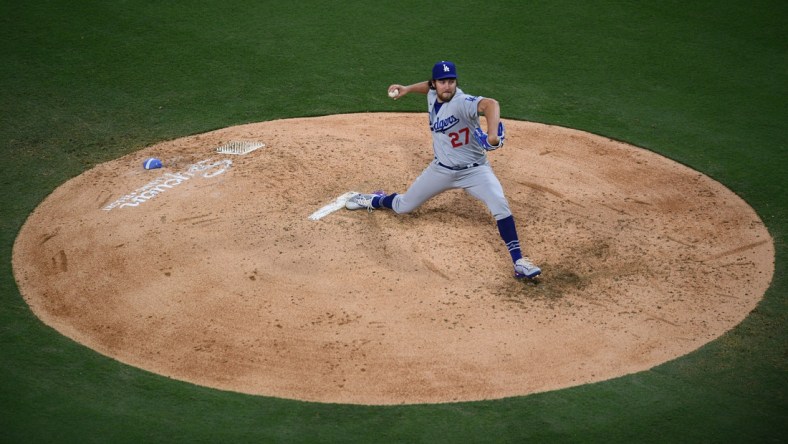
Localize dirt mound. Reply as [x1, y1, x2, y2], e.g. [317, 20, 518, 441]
[12, 113, 773, 404]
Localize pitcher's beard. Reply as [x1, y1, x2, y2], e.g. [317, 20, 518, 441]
[438, 90, 455, 102]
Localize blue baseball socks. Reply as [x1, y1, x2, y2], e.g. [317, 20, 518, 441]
[496, 215, 523, 263]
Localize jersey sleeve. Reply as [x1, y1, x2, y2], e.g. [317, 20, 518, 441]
[458, 90, 484, 122]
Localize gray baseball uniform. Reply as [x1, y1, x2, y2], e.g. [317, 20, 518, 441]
[388, 87, 512, 220]
[345, 59, 541, 279]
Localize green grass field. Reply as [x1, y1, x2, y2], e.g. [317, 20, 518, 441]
[1, 1, 785, 442]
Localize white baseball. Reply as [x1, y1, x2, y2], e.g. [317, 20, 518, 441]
[388, 88, 399, 98]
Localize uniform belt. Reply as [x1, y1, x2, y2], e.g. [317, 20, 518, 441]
[437, 161, 481, 171]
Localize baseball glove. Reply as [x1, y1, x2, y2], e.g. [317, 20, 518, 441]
[473, 122, 505, 151]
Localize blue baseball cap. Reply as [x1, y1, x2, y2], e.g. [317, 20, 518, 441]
[432, 61, 457, 80]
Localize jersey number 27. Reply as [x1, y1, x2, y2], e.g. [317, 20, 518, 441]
[449, 128, 470, 148]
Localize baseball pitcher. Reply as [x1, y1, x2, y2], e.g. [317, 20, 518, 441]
[346, 61, 541, 279]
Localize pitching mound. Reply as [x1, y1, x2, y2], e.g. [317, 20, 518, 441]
[12, 113, 773, 405]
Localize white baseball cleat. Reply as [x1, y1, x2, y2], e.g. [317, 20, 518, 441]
[514, 257, 541, 279]
[345, 191, 385, 211]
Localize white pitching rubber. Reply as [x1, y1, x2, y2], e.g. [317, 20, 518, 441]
[308, 191, 358, 221]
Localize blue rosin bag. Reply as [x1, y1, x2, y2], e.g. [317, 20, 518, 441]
[143, 158, 163, 170]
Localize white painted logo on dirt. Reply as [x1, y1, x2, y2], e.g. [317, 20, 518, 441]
[103, 159, 232, 211]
